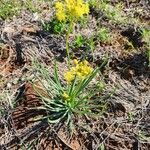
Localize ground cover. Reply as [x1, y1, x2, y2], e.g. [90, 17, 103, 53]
[0, 0, 150, 149]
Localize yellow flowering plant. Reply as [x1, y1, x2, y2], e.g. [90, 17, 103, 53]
[54, 0, 90, 66]
[55, 0, 89, 21]
[32, 59, 107, 125]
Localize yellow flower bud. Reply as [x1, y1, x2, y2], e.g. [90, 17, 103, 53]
[62, 92, 69, 99]
[73, 59, 78, 65]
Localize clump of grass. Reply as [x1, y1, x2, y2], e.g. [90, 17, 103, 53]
[0, 0, 21, 19]
[23, 0, 41, 13]
[97, 27, 111, 43]
[0, 0, 50, 19]
[89, 0, 141, 26]
[23, 0, 51, 13]
[0, 89, 16, 117]
[89, 0, 126, 24]
[101, 2, 126, 23]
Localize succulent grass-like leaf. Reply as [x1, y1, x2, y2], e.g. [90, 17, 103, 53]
[68, 75, 77, 95]
[48, 110, 69, 124]
[53, 61, 64, 92]
[33, 59, 62, 94]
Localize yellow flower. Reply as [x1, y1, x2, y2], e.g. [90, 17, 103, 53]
[74, 6, 84, 18]
[76, 62, 93, 79]
[78, 60, 93, 78]
[55, 2, 66, 21]
[55, 2, 64, 10]
[83, 66, 93, 75]
[73, 59, 78, 65]
[64, 71, 75, 82]
[62, 92, 69, 99]
[56, 11, 66, 21]
[84, 3, 89, 14]
[55, 0, 89, 21]
[76, 71, 83, 79]
[64, 59, 93, 83]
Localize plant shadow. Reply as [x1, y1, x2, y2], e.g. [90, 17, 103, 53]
[110, 52, 150, 82]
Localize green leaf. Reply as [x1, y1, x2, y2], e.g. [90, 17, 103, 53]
[48, 110, 69, 123]
[53, 61, 64, 92]
[98, 143, 105, 150]
[69, 75, 77, 95]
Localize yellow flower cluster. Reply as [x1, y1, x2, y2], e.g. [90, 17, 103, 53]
[55, 0, 89, 21]
[55, 2, 66, 21]
[64, 59, 93, 82]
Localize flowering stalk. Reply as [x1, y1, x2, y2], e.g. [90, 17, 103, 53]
[66, 20, 74, 67]
[55, 0, 89, 68]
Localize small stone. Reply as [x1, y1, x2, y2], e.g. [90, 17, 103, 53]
[13, 78, 18, 85]
[7, 83, 12, 88]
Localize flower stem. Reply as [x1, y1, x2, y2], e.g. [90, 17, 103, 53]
[66, 32, 70, 68]
[66, 20, 74, 68]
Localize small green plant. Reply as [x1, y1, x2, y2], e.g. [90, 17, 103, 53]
[98, 143, 105, 150]
[127, 112, 134, 122]
[42, 19, 67, 34]
[32, 59, 107, 126]
[72, 28, 111, 56]
[71, 34, 97, 60]
[74, 34, 85, 48]
[86, 35, 96, 51]
[97, 27, 111, 43]
[141, 28, 150, 43]
[72, 34, 96, 59]
[138, 130, 148, 141]
[88, 0, 99, 8]
[141, 28, 150, 67]
[73, 34, 96, 50]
